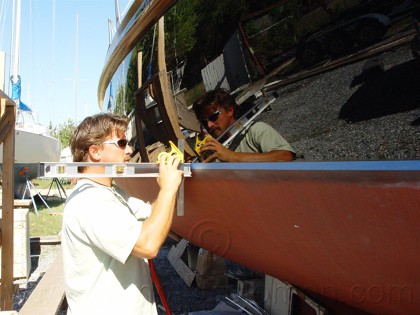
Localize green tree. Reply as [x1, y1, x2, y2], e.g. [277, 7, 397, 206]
[52, 119, 76, 149]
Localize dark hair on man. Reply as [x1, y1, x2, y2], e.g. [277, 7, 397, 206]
[71, 113, 128, 162]
[192, 88, 239, 119]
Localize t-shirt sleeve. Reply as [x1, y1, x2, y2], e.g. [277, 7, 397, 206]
[128, 197, 152, 220]
[113, 185, 152, 220]
[248, 122, 295, 153]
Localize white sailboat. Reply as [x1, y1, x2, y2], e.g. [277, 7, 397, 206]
[0, 0, 61, 198]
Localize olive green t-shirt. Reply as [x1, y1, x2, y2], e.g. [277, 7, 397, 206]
[232, 121, 294, 154]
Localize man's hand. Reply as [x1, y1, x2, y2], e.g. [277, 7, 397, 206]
[199, 137, 295, 162]
[157, 155, 183, 192]
[199, 138, 236, 162]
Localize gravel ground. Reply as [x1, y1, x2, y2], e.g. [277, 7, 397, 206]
[11, 45, 419, 313]
[13, 240, 237, 315]
[13, 243, 63, 311]
[260, 45, 419, 161]
[152, 238, 238, 314]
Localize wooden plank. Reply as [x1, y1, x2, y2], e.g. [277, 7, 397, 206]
[0, 106, 15, 144]
[0, 90, 13, 105]
[264, 30, 416, 93]
[0, 209, 31, 280]
[19, 249, 65, 315]
[157, 17, 194, 157]
[167, 239, 195, 287]
[173, 89, 200, 132]
[0, 200, 33, 209]
[1, 104, 16, 310]
[12, 200, 32, 208]
[0, 92, 15, 144]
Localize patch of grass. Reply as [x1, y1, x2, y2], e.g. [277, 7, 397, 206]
[33, 177, 73, 191]
[28, 177, 74, 237]
[29, 199, 65, 237]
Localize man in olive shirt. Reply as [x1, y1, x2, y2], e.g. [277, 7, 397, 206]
[193, 88, 295, 162]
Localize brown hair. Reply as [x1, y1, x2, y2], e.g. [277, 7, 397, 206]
[193, 88, 238, 120]
[71, 113, 128, 162]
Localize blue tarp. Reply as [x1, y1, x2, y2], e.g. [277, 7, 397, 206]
[18, 100, 31, 111]
[11, 75, 32, 111]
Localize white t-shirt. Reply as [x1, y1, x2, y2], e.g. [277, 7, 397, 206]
[62, 179, 157, 315]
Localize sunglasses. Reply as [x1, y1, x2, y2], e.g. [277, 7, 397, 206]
[102, 138, 128, 149]
[201, 110, 221, 126]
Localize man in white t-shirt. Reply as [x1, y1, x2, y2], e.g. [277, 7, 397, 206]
[62, 113, 183, 314]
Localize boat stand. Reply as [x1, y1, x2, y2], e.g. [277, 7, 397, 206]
[46, 178, 67, 203]
[22, 176, 51, 216]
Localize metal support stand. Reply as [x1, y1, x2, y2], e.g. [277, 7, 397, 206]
[22, 176, 51, 215]
[46, 178, 67, 202]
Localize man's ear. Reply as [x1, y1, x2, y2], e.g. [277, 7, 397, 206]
[226, 106, 234, 118]
[88, 144, 102, 162]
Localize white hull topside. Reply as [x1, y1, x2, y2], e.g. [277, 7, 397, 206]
[0, 127, 61, 164]
[0, 127, 61, 197]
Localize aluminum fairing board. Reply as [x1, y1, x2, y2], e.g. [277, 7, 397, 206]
[117, 161, 420, 314]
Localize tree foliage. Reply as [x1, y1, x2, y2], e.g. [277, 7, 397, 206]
[51, 119, 76, 149]
[119, 0, 339, 112]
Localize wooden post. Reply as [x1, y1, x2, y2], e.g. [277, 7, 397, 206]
[157, 17, 194, 157]
[0, 90, 16, 310]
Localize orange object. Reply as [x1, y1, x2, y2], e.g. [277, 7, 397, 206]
[148, 259, 171, 315]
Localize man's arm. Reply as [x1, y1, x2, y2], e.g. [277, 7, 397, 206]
[131, 155, 183, 259]
[200, 138, 294, 162]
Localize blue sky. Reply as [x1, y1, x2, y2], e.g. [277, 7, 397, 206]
[0, 0, 131, 127]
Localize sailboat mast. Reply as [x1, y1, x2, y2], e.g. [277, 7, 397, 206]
[115, 0, 121, 25]
[108, 18, 114, 47]
[74, 13, 78, 122]
[11, 0, 21, 84]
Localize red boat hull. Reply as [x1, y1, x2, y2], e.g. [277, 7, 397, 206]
[118, 161, 420, 314]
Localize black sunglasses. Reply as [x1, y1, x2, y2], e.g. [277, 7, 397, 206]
[201, 110, 221, 126]
[102, 138, 128, 149]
